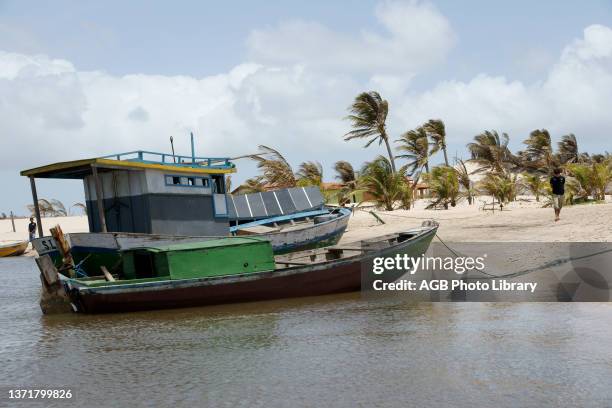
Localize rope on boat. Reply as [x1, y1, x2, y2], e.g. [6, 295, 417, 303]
[72, 254, 92, 278]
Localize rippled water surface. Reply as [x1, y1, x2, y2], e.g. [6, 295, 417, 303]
[2, 257, 612, 407]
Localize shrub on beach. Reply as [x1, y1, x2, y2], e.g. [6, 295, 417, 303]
[359, 156, 412, 211]
[422, 166, 460, 210]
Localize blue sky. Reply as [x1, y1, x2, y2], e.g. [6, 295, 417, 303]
[3, 1, 610, 80]
[1, 0, 612, 215]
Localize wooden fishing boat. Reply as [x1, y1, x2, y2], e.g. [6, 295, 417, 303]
[36, 223, 437, 314]
[0, 241, 29, 257]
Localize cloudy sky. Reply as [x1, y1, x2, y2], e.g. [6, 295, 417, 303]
[1, 0, 612, 215]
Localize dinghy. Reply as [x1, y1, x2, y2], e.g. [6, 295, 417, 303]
[0, 241, 28, 257]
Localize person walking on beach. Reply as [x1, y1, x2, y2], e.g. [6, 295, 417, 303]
[28, 217, 37, 241]
[550, 168, 565, 222]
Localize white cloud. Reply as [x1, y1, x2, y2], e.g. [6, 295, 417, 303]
[392, 24, 612, 154]
[246, 0, 455, 75]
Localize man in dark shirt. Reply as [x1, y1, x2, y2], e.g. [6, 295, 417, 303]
[550, 168, 565, 222]
[28, 217, 37, 241]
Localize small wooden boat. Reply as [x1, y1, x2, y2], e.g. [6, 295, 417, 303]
[36, 223, 437, 314]
[0, 241, 29, 257]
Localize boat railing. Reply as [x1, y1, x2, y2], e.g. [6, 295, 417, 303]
[98, 151, 234, 169]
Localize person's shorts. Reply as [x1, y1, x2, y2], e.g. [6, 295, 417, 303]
[552, 194, 564, 210]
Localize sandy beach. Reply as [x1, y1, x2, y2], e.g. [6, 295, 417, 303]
[2, 196, 611, 256]
[341, 195, 612, 243]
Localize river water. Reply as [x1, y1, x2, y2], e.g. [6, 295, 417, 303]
[2, 257, 612, 407]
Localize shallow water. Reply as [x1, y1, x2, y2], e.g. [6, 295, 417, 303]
[1, 257, 612, 407]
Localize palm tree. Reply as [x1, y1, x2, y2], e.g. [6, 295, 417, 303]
[345, 91, 397, 173]
[238, 176, 267, 193]
[70, 202, 87, 215]
[359, 156, 410, 211]
[522, 174, 546, 202]
[396, 127, 430, 178]
[591, 161, 612, 200]
[296, 161, 323, 187]
[567, 162, 611, 201]
[478, 173, 518, 205]
[423, 119, 449, 166]
[455, 159, 475, 205]
[49, 199, 67, 216]
[467, 130, 517, 174]
[248, 145, 297, 188]
[27, 198, 65, 217]
[334, 161, 359, 204]
[523, 129, 556, 172]
[557, 134, 579, 164]
[423, 166, 460, 209]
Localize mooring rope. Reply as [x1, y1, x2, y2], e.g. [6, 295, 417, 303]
[362, 209, 482, 221]
[434, 233, 612, 280]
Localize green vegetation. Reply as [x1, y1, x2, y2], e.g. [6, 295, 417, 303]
[238, 89, 610, 212]
[422, 166, 459, 209]
[359, 156, 412, 211]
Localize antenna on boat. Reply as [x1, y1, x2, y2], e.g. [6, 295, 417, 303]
[170, 136, 176, 163]
[190, 132, 195, 163]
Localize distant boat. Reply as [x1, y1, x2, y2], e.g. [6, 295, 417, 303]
[0, 241, 28, 257]
[36, 224, 437, 314]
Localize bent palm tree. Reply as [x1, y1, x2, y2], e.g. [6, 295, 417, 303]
[239, 176, 267, 193]
[345, 91, 396, 173]
[70, 202, 87, 216]
[296, 161, 323, 187]
[423, 119, 449, 166]
[248, 145, 297, 188]
[467, 130, 517, 174]
[523, 129, 556, 172]
[455, 159, 475, 205]
[334, 161, 359, 204]
[396, 127, 430, 177]
[557, 134, 579, 164]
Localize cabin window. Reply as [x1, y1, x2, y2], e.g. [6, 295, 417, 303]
[165, 175, 181, 185]
[164, 174, 211, 188]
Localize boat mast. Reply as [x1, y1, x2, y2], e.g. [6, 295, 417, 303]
[191, 132, 195, 163]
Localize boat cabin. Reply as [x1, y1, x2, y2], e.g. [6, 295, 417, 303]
[21, 150, 236, 236]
